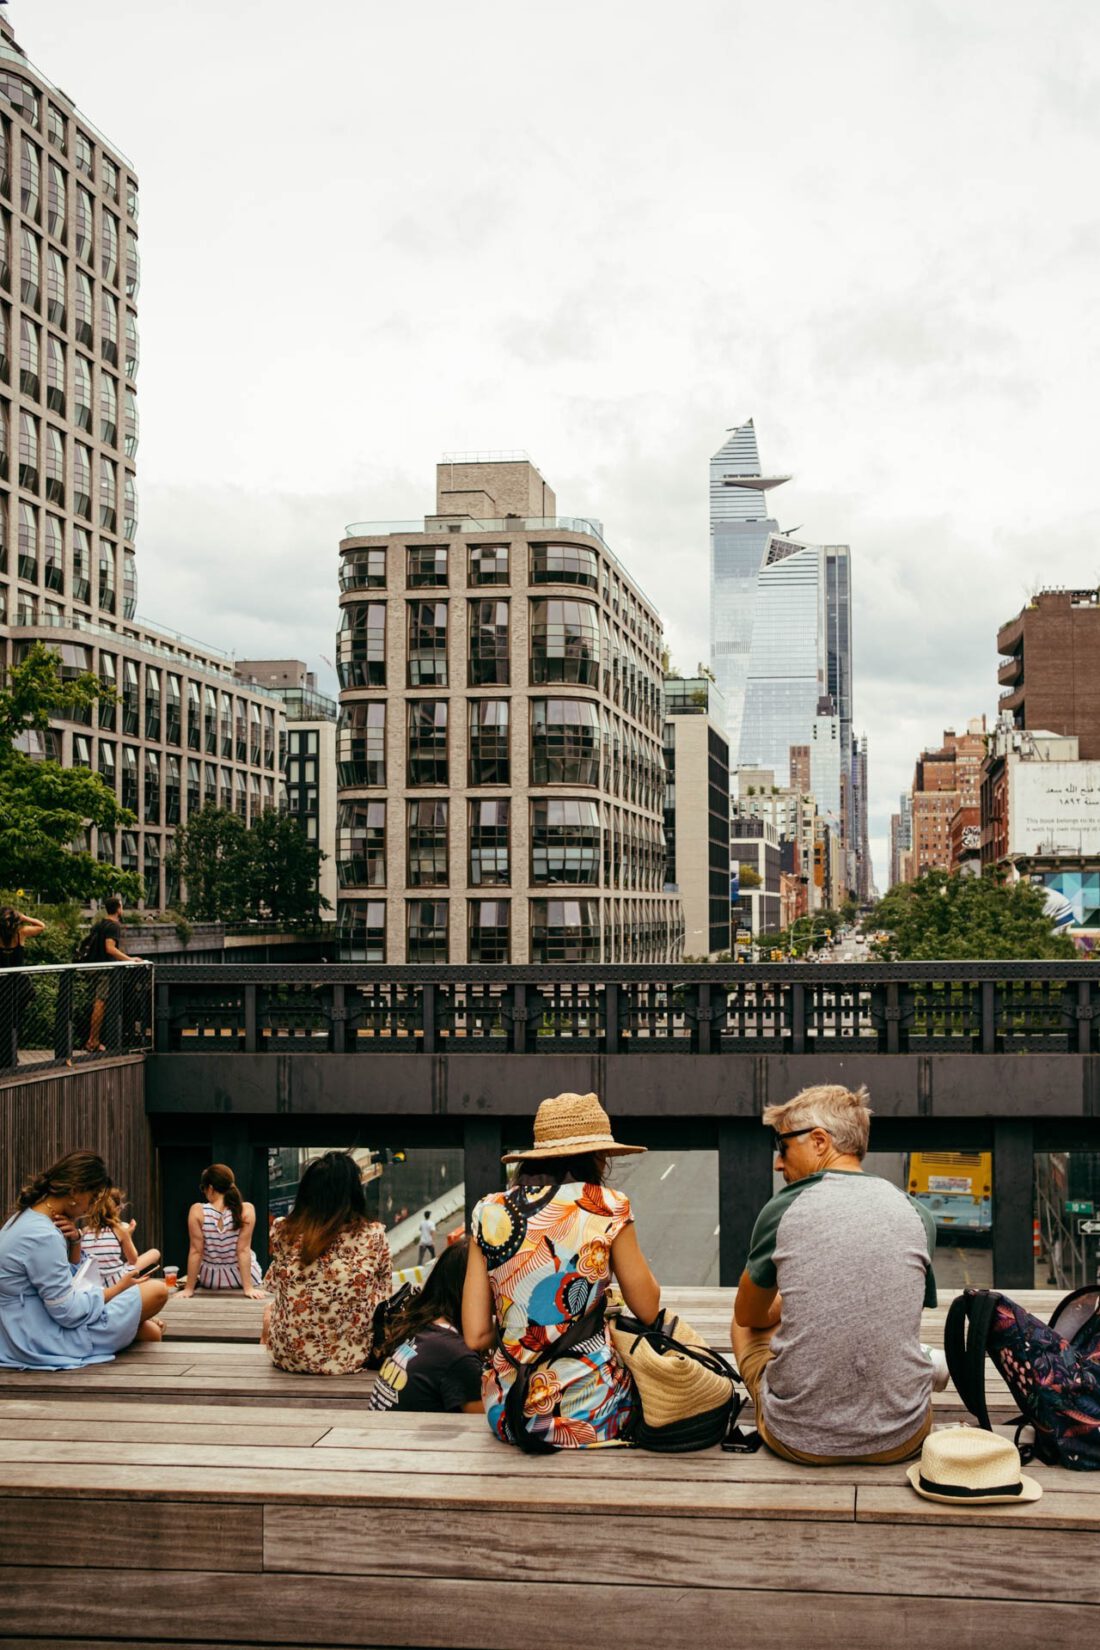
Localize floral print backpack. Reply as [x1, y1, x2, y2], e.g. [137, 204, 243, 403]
[945, 1286, 1100, 1470]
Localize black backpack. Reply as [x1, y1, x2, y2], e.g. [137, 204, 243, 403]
[945, 1285, 1100, 1470]
[73, 919, 109, 964]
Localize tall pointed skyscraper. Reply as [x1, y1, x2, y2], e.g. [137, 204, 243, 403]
[708, 420, 789, 759]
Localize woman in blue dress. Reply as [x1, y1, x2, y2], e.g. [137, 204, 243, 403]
[0, 1151, 170, 1370]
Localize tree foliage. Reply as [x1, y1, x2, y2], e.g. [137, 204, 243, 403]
[0, 644, 141, 904]
[872, 869, 1078, 961]
[168, 805, 327, 927]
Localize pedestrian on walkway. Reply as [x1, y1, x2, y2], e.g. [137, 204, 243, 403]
[417, 1209, 437, 1265]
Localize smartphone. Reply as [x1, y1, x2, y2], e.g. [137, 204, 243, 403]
[722, 1427, 764, 1454]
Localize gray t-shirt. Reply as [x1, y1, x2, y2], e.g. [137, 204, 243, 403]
[745, 1170, 937, 1457]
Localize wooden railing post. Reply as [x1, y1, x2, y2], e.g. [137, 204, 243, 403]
[992, 1120, 1035, 1290]
[717, 1118, 774, 1288]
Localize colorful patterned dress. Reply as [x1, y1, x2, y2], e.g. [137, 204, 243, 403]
[264, 1219, 392, 1374]
[472, 1179, 636, 1449]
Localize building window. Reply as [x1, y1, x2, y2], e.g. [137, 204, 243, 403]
[99, 455, 116, 530]
[123, 476, 137, 542]
[101, 289, 118, 365]
[530, 698, 601, 785]
[124, 387, 138, 457]
[406, 545, 448, 587]
[19, 315, 37, 395]
[44, 425, 63, 503]
[102, 154, 120, 201]
[469, 544, 509, 585]
[73, 270, 93, 346]
[203, 686, 218, 754]
[125, 229, 139, 298]
[0, 397, 7, 480]
[469, 799, 509, 886]
[17, 501, 37, 581]
[530, 543, 598, 588]
[468, 598, 510, 685]
[73, 358, 92, 435]
[126, 177, 138, 221]
[531, 799, 601, 885]
[468, 899, 510, 963]
[219, 694, 233, 759]
[74, 130, 94, 178]
[99, 372, 117, 444]
[45, 247, 65, 327]
[144, 667, 161, 740]
[101, 209, 118, 283]
[530, 898, 601, 963]
[98, 738, 115, 784]
[529, 598, 600, 685]
[184, 682, 199, 750]
[125, 308, 138, 378]
[43, 514, 63, 592]
[337, 800, 386, 888]
[407, 799, 448, 886]
[121, 659, 139, 735]
[337, 601, 385, 688]
[72, 734, 91, 770]
[340, 547, 386, 590]
[19, 136, 39, 221]
[203, 761, 216, 808]
[337, 700, 385, 787]
[144, 749, 161, 823]
[74, 186, 93, 262]
[47, 104, 66, 153]
[120, 743, 138, 810]
[186, 758, 201, 816]
[407, 600, 448, 688]
[468, 698, 509, 786]
[406, 899, 448, 963]
[338, 898, 385, 962]
[98, 652, 116, 729]
[72, 527, 91, 603]
[18, 410, 37, 489]
[143, 837, 160, 908]
[407, 699, 447, 786]
[166, 674, 181, 746]
[0, 74, 39, 128]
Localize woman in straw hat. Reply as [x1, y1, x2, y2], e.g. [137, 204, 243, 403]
[462, 1091, 661, 1449]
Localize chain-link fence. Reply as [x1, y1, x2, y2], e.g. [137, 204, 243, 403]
[0, 961, 154, 1078]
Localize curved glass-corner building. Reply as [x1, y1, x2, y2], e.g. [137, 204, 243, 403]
[336, 454, 683, 964]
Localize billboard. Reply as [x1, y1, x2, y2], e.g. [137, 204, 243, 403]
[1009, 760, 1100, 857]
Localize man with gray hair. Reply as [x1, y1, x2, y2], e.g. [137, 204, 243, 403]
[730, 1083, 941, 1464]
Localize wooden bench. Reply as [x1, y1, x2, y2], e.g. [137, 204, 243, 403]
[0, 1288, 1095, 1647]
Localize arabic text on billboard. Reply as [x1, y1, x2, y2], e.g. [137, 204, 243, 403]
[1009, 761, 1100, 857]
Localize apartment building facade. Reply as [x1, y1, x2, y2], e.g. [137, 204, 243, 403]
[663, 675, 730, 958]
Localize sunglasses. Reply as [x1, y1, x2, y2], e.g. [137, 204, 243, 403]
[772, 1125, 821, 1158]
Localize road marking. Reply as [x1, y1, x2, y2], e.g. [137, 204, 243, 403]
[713, 1224, 721, 1237]
[660, 1162, 676, 1181]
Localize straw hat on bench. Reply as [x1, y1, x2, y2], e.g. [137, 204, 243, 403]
[907, 1426, 1041, 1505]
[502, 1092, 645, 1163]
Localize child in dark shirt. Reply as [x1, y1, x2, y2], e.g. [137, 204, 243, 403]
[369, 1238, 482, 1414]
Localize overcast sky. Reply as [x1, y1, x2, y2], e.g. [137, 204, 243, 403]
[19, 0, 1100, 888]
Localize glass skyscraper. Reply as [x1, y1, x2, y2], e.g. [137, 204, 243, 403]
[738, 536, 827, 775]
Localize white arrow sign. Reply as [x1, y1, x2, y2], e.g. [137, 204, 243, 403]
[1078, 1219, 1100, 1236]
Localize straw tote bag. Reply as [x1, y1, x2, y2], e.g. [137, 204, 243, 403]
[610, 1308, 743, 1451]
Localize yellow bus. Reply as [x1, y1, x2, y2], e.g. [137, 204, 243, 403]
[906, 1151, 992, 1236]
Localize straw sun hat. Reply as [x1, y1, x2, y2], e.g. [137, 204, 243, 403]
[501, 1092, 645, 1164]
[906, 1426, 1042, 1505]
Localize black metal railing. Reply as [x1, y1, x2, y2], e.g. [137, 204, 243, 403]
[150, 961, 1100, 1056]
[0, 961, 154, 1078]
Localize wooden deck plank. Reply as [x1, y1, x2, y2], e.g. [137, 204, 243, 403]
[0, 1570, 1095, 1648]
[857, 1484, 1100, 1530]
[0, 1497, 263, 1571]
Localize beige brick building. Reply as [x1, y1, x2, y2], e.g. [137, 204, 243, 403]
[336, 455, 682, 963]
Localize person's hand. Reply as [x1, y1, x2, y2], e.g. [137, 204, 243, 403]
[53, 1214, 80, 1244]
[127, 1219, 137, 1234]
[242, 1286, 267, 1301]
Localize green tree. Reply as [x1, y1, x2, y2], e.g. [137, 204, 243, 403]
[167, 807, 249, 922]
[245, 809, 327, 926]
[872, 869, 1078, 961]
[0, 644, 141, 904]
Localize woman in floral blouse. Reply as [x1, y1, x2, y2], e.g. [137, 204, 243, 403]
[262, 1152, 392, 1375]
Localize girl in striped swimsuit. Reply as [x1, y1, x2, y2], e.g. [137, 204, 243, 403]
[78, 1187, 154, 1286]
[180, 1163, 264, 1297]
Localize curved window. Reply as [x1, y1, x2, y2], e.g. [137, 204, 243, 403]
[123, 387, 138, 457]
[249, 701, 261, 764]
[531, 799, 601, 884]
[144, 666, 160, 740]
[340, 546, 385, 590]
[220, 694, 233, 759]
[123, 474, 137, 542]
[17, 501, 37, 580]
[74, 130, 93, 178]
[102, 155, 119, 201]
[45, 160, 63, 240]
[529, 598, 600, 685]
[0, 75, 39, 128]
[47, 104, 66, 153]
[73, 442, 91, 518]
[186, 682, 200, 751]
[185, 756, 200, 814]
[165, 753, 181, 823]
[98, 539, 116, 612]
[468, 698, 509, 786]
[120, 745, 138, 811]
[42, 513, 63, 591]
[122, 548, 136, 618]
[17, 410, 36, 488]
[72, 528, 90, 603]
[407, 545, 447, 587]
[101, 209, 118, 283]
[0, 397, 7, 482]
[468, 899, 510, 963]
[98, 651, 115, 727]
[530, 898, 601, 963]
[45, 334, 64, 412]
[99, 371, 117, 443]
[469, 799, 509, 887]
[144, 837, 161, 908]
[124, 308, 138, 377]
[203, 687, 217, 754]
[530, 698, 601, 786]
[19, 315, 37, 395]
[19, 228, 38, 306]
[98, 739, 115, 783]
[406, 700, 447, 787]
[0, 212, 8, 291]
[203, 760, 216, 806]
[74, 270, 93, 345]
[101, 290, 118, 364]
[336, 700, 385, 787]
[406, 599, 448, 687]
[126, 178, 138, 221]
[0, 302, 8, 380]
[125, 228, 139, 298]
[144, 748, 161, 823]
[406, 799, 447, 886]
[99, 455, 116, 530]
[337, 601, 385, 688]
[74, 356, 92, 432]
[406, 899, 448, 963]
[468, 598, 509, 685]
[20, 137, 38, 220]
[44, 427, 63, 503]
[338, 898, 385, 963]
[166, 674, 182, 746]
[46, 247, 64, 325]
[74, 186, 93, 262]
[0, 116, 8, 196]
[121, 660, 139, 735]
[469, 544, 508, 586]
[530, 543, 598, 588]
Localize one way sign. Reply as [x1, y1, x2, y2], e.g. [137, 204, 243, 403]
[1078, 1219, 1100, 1236]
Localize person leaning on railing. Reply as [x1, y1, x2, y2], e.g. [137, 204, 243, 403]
[82, 894, 149, 1055]
[0, 905, 45, 1056]
[0, 1151, 169, 1369]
